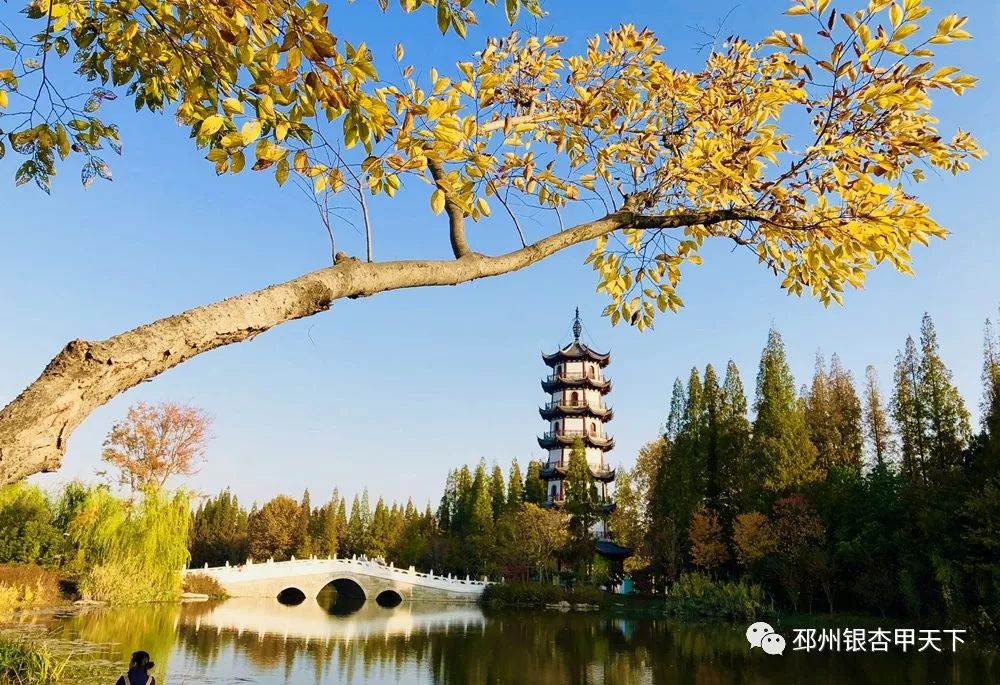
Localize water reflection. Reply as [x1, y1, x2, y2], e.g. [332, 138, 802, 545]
[24, 599, 1000, 684]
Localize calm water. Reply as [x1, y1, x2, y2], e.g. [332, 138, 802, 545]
[14, 597, 999, 684]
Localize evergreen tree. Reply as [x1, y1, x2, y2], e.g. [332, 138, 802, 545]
[564, 438, 598, 571]
[893, 335, 927, 481]
[507, 458, 524, 508]
[317, 490, 341, 557]
[523, 460, 546, 504]
[828, 354, 864, 471]
[437, 469, 456, 531]
[806, 353, 864, 473]
[979, 314, 1000, 477]
[359, 488, 372, 534]
[718, 361, 753, 511]
[663, 378, 686, 441]
[608, 467, 641, 568]
[344, 494, 366, 556]
[489, 463, 506, 521]
[467, 460, 497, 574]
[753, 328, 819, 490]
[631, 438, 665, 526]
[702, 364, 722, 508]
[367, 498, 390, 558]
[334, 497, 348, 555]
[454, 465, 473, 534]
[863, 365, 894, 468]
[918, 313, 972, 474]
[189, 489, 249, 567]
[294, 488, 312, 558]
[805, 353, 838, 470]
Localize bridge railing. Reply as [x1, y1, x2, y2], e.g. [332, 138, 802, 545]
[185, 554, 492, 590]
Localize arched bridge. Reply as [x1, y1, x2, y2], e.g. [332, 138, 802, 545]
[184, 556, 490, 604]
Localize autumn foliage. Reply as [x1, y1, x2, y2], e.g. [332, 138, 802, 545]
[0, 0, 982, 325]
[688, 508, 728, 572]
[101, 402, 210, 494]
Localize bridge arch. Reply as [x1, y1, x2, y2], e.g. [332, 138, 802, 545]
[276, 587, 306, 605]
[375, 589, 403, 608]
[316, 577, 368, 615]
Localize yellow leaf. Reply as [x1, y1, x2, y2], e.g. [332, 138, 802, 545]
[889, 2, 902, 28]
[395, 43, 404, 61]
[786, 5, 810, 16]
[431, 188, 446, 214]
[231, 151, 246, 174]
[0, 90, 6, 110]
[222, 98, 243, 116]
[241, 120, 262, 145]
[199, 114, 225, 136]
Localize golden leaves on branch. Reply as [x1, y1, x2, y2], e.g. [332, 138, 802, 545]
[2, 0, 982, 331]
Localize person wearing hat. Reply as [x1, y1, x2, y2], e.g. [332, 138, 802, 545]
[116, 650, 156, 685]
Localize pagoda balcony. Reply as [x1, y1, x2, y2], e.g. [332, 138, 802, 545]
[539, 400, 613, 421]
[540, 463, 616, 482]
[541, 372, 612, 394]
[538, 430, 615, 450]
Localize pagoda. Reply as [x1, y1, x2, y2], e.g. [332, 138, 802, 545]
[538, 308, 617, 538]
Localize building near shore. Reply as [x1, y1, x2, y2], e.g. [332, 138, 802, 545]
[538, 309, 631, 564]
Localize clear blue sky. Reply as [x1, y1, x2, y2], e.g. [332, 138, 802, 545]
[2, 0, 998, 509]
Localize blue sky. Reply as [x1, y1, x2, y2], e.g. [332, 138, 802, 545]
[1, 0, 998, 509]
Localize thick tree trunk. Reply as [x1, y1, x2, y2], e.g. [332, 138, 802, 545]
[0, 208, 754, 484]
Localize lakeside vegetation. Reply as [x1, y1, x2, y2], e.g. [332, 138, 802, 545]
[0, 312, 997, 641]
[0, 636, 68, 685]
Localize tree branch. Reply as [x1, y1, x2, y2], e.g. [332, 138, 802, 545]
[427, 158, 472, 258]
[0, 207, 762, 484]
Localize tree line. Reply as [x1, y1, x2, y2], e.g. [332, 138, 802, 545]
[610, 312, 998, 629]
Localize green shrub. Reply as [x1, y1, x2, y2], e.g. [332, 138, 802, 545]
[0, 486, 64, 566]
[666, 572, 767, 622]
[481, 581, 607, 607]
[181, 574, 228, 599]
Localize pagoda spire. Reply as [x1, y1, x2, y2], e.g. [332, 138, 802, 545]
[572, 307, 582, 341]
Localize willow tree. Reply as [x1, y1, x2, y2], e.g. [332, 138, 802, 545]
[0, 0, 982, 483]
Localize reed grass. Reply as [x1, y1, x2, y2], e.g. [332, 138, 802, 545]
[0, 635, 69, 684]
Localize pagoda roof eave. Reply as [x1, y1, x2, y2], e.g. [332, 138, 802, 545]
[542, 342, 611, 368]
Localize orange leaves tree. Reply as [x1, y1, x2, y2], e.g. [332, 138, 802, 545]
[100, 402, 211, 494]
[0, 0, 983, 483]
[688, 507, 728, 573]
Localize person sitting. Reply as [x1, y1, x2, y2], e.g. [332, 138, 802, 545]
[116, 650, 155, 685]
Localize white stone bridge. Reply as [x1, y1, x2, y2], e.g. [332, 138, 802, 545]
[184, 556, 490, 605]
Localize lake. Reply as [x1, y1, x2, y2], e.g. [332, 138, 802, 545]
[13, 596, 999, 684]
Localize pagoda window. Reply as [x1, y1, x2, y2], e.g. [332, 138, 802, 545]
[570, 391, 579, 405]
[587, 365, 595, 379]
[590, 421, 597, 435]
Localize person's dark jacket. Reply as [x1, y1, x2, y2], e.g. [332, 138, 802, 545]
[116, 670, 154, 685]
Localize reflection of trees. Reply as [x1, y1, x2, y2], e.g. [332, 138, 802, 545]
[53, 604, 179, 676]
[45, 600, 1000, 685]
[172, 605, 770, 685]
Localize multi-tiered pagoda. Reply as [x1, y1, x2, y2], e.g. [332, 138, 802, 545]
[538, 308, 617, 539]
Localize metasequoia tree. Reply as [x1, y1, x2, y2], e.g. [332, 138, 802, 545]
[0, 0, 982, 483]
[100, 401, 210, 494]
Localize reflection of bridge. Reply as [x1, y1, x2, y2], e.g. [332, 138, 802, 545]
[183, 597, 485, 641]
[184, 557, 490, 604]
